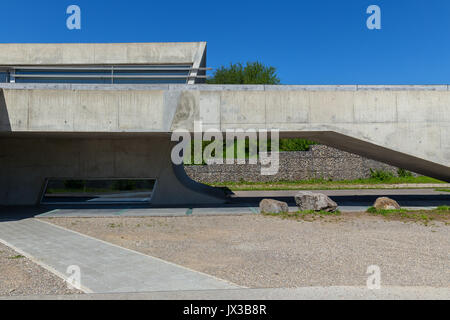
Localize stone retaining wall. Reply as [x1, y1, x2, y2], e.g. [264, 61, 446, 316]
[185, 145, 404, 183]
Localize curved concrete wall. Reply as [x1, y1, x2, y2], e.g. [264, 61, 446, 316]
[0, 135, 226, 206]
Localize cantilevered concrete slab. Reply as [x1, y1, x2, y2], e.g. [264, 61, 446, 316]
[1, 84, 449, 206]
[0, 42, 207, 67]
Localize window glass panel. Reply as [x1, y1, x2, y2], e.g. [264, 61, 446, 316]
[12, 65, 193, 84]
[41, 179, 157, 204]
[0, 72, 7, 83]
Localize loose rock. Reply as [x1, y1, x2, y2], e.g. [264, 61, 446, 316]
[259, 199, 289, 214]
[373, 197, 401, 210]
[295, 191, 338, 212]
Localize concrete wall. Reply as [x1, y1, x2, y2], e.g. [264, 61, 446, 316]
[0, 135, 226, 206]
[185, 145, 405, 183]
[1, 84, 449, 181]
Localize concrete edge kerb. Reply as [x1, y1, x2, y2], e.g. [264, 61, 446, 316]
[1, 83, 450, 91]
[2, 286, 450, 300]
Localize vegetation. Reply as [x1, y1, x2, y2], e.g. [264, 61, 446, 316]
[263, 210, 341, 221]
[367, 206, 450, 225]
[108, 223, 122, 229]
[207, 61, 280, 85]
[279, 138, 317, 151]
[397, 168, 413, 178]
[208, 176, 445, 191]
[369, 169, 394, 181]
[8, 255, 24, 260]
[367, 207, 410, 215]
[186, 138, 317, 164]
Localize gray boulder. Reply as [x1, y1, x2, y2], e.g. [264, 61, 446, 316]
[259, 199, 289, 214]
[295, 191, 338, 212]
[373, 197, 401, 210]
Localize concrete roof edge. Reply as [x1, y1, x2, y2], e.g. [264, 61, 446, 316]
[1, 83, 450, 91]
[0, 42, 208, 66]
[0, 42, 206, 46]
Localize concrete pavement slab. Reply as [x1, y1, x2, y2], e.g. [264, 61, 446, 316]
[36, 208, 190, 218]
[3, 286, 449, 300]
[0, 219, 239, 293]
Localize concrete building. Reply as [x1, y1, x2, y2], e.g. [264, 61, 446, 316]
[0, 42, 449, 206]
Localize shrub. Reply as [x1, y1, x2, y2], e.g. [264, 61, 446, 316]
[397, 168, 413, 178]
[279, 138, 316, 151]
[369, 169, 394, 181]
[207, 61, 280, 85]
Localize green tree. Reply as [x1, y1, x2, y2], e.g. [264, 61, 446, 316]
[207, 62, 280, 85]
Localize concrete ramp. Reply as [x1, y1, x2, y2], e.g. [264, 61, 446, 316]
[290, 131, 450, 182]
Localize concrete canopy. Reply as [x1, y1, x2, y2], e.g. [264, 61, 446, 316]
[0, 42, 206, 66]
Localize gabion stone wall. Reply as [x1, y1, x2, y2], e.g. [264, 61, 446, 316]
[184, 145, 400, 183]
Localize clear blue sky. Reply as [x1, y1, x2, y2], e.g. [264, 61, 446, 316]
[1, 0, 450, 84]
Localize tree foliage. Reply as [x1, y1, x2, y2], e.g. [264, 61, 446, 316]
[207, 62, 280, 85]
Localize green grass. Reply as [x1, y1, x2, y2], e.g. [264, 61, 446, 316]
[367, 206, 450, 225]
[208, 176, 445, 191]
[367, 207, 410, 215]
[263, 210, 341, 220]
[436, 188, 450, 193]
[8, 255, 24, 260]
[107, 223, 122, 228]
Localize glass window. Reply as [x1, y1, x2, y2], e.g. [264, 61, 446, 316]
[13, 65, 193, 84]
[41, 179, 157, 205]
[0, 72, 8, 83]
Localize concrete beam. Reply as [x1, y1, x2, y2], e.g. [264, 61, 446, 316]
[0, 84, 448, 181]
[0, 42, 207, 66]
[1, 84, 449, 206]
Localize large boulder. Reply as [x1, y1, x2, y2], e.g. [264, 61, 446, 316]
[259, 199, 289, 214]
[295, 191, 338, 212]
[373, 197, 401, 210]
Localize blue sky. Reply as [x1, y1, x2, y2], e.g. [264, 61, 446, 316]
[1, 0, 449, 84]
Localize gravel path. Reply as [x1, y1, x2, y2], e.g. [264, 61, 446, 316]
[44, 214, 450, 289]
[0, 243, 82, 297]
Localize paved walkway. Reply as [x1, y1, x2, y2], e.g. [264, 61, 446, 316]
[0, 219, 238, 294]
[36, 206, 258, 218]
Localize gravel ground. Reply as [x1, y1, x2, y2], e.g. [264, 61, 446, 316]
[0, 243, 83, 297]
[44, 214, 450, 288]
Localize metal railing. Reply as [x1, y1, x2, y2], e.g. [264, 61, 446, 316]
[0, 65, 211, 84]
